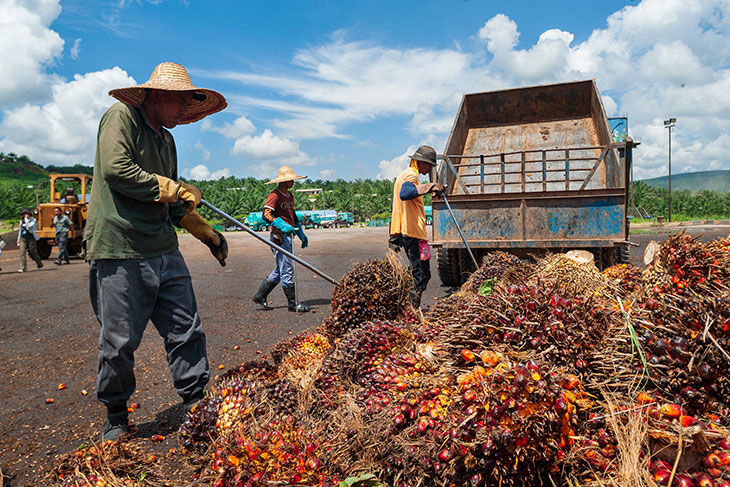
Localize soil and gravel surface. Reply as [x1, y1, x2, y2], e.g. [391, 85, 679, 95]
[0, 224, 727, 486]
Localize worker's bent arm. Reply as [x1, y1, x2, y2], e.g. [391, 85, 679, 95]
[96, 106, 162, 202]
[399, 181, 420, 201]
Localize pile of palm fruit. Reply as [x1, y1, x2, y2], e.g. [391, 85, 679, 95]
[48, 232, 730, 487]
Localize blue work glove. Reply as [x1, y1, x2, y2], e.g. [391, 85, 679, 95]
[271, 217, 295, 234]
[295, 225, 308, 249]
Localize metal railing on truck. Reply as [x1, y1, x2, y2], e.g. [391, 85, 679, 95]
[440, 143, 624, 196]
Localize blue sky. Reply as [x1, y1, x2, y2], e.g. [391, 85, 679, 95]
[2, 0, 729, 181]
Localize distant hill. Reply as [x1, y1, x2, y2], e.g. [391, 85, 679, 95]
[0, 155, 48, 185]
[1, 154, 93, 186]
[640, 170, 730, 192]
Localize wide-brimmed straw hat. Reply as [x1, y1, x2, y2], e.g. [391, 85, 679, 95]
[410, 145, 437, 166]
[108, 62, 227, 124]
[267, 165, 307, 184]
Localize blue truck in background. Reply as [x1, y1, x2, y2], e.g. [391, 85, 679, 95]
[432, 80, 638, 286]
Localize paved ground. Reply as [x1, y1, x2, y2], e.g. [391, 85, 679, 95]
[0, 224, 728, 485]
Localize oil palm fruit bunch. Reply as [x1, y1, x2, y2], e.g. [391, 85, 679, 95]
[634, 292, 730, 420]
[205, 419, 336, 487]
[602, 263, 642, 294]
[652, 232, 730, 293]
[439, 283, 620, 375]
[326, 256, 412, 338]
[377, 352, 586, 487]
[180, 362, 280, 451]
[461, 251, 524, 294]
[277, 331, 332, 373]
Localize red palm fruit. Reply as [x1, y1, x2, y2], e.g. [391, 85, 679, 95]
[637, 392, 655, 405]
[660, 403, 683, 419]
[461, 349, 475, 362]
[718, 438, 730, 451]
[463, 390, 478, 403]
[393, 413, 406, 427]
[562, 375, 579, 390]
[308, 457, 322, 470]
[554, 397, 568, 415]
[716, 481, 730, 487]
[718, 451, 730, 465]
[694, 473, 715, 487]
[416, 418, 429, 434]
[651, 460, 672, 474]
[438, 449, 453, 462]
[705, 453, 723, 469]
[680, 415, 698, 427]
[654, 470, 672, 485]
[708, 468, 722, 478]
[673, 474, 694, 487]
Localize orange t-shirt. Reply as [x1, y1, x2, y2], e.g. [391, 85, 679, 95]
[390, 166, 427, 240]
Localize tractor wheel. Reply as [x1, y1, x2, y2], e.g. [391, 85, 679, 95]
[437, 248, 460, 287]
[37, 239, 52, 260]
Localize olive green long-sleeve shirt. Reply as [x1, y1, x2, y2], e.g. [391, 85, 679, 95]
[84, 102, 187, 260]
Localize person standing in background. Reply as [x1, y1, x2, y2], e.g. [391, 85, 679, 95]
[16, 208, 43, 273]
[52, 207, 73, 265]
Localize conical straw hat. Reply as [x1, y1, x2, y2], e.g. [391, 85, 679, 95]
[108, 62, 227, 124]
[267, 165, 307, 184]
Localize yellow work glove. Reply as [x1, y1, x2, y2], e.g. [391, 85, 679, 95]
[155, 175, 202, 212]
[180, 210, 228, 267]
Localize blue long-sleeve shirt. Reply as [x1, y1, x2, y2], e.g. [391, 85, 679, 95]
[399, 181, 419, 201]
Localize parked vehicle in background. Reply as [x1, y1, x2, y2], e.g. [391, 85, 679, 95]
[245, 212, 269, 232]
[33, 173, 92, 259]
[295, 211, 317, 229]
[432, 80, 638, 286]
[335, 212, 353, 227]
[425, 205, 432, 225]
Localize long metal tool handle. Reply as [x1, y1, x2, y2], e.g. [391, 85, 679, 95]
[200, 199, 341, 287]
[441, 194, 479, 269]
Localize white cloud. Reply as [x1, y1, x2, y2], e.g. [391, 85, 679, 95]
[201, 115, 256, 139]
[183, 164, 231, 180]
[194, 141, 210, 162]
[0, 67, 136, 164]
[70, 38, 82, 60]
[319, 169, 336, 179]
[0, 0, 64, 106]
[377, 147, 415, 180]
[232, 129, 314, 167]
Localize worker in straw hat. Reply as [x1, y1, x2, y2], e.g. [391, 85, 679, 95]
[252, 165, 310, 313]
[84, 62, 228, 441]
[389, 145, 444, 308]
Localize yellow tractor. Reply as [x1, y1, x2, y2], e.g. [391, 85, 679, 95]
[33, 173, 92, 259]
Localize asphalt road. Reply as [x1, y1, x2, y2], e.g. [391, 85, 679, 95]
[0, 224, 728, 485]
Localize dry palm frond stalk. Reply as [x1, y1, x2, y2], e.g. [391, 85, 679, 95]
[47, 439, 165, 487]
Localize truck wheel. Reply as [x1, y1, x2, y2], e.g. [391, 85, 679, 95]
[618, 244, 630, 264]
[37, 239, 52, 260]
[459, 249, 478, 280]
[437, 249, 460, 287]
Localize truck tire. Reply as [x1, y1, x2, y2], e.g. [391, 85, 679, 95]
[437, 249, 460, 287]
[618, 244, 630, 264]
[459, 249, 478, 280]
[37, 239, 52, 260]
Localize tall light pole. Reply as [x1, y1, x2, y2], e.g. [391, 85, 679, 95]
[663, 118, 676, 222]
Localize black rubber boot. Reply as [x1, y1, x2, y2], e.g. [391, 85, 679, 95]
[101, 408, 129, 441]
[283, 286, 309, 313]
[252, 278, 277, 310]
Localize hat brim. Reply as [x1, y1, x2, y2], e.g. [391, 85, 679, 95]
[267, 174, 307, 184]
[411, 155, 437, 165]
[109, 86, 227, 124]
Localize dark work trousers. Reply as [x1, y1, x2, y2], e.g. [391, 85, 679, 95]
[89, 249, 209, 415]
[400, 235, 431, 292]
[55, 232, 69, 262]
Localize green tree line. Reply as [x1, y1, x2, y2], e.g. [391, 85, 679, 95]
[632, 181, 730, 220]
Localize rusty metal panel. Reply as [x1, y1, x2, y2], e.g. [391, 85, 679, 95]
[433, 199, 522, 242]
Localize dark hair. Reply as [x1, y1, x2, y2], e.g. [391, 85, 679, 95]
[55, 207, 62, 211]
